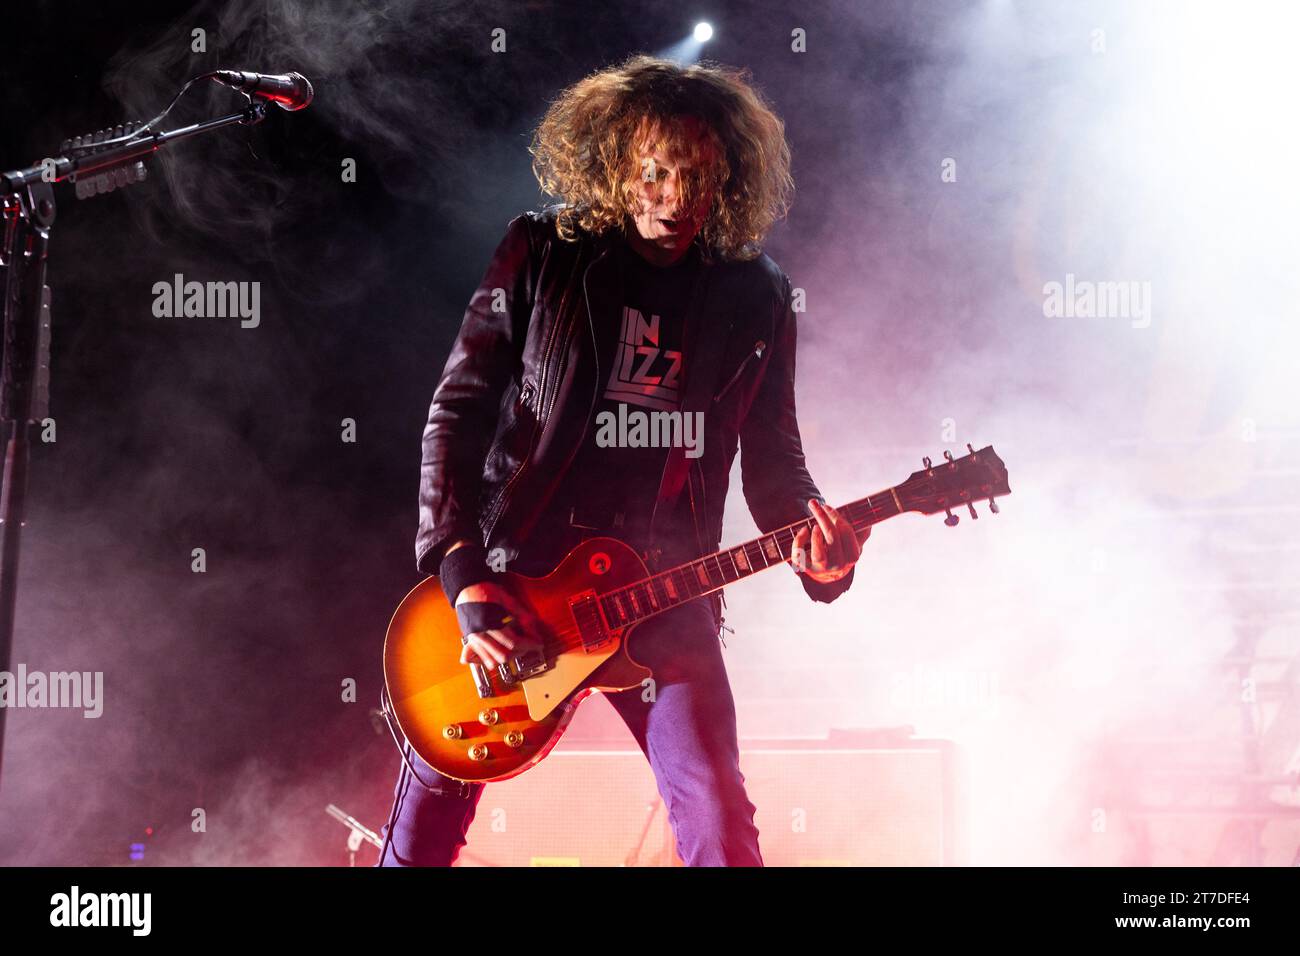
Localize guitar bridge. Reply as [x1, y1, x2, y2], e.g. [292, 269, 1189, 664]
[497, 646, 550, 685]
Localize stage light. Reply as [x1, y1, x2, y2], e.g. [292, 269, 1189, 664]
[658, 19, 714, 62]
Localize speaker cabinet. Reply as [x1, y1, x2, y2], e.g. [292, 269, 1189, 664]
[456, 730, 959, 866]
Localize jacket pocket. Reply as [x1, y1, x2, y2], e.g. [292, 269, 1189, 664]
[483, 377, 535, 483]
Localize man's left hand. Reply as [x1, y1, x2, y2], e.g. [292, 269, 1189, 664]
[793, 499, 866, 584]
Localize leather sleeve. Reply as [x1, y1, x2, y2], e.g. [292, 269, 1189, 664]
[415, 215, 535, 574]
[739, 272, 854, 604]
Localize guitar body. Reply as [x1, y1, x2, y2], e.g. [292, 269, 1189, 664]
[383, 537, 653, 783]
[382, 444, 1010, 785]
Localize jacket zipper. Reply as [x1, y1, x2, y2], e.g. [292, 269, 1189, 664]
[541, 309, 578, 423]
[712, 339, 766, 403]
[518, 252, 604, 536]
[482, 253, 584, 541]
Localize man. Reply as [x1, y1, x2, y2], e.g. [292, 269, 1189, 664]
[378, 55, 866, 867]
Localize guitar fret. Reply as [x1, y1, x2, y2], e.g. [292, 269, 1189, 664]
[600, 593, 622, 628]
[581, 487, 928, 632]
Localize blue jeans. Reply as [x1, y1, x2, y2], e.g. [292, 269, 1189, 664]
[377, 598, 763, 866]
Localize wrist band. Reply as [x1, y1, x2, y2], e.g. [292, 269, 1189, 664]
[439, 544, 493, 607]
[455, 602, 514, 640]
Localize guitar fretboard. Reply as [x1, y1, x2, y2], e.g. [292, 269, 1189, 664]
[596, 488, 903, 630]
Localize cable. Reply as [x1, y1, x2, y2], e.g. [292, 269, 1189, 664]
[378, 684, 435, 788]
[374, 683, 476, 865]
[65, 71, 224, 153]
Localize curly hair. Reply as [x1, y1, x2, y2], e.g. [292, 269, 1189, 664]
[529, 55, 794, 261]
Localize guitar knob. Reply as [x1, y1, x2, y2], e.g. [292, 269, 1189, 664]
[478, 708, 500, 726]
[442, 724, 464, 740]
[504, 730, 525, 748]
[967, 502, 978, 520]
[988, 497, 1000, 514]
[944, 508, 959, 527]
[467, 744, 490, 761]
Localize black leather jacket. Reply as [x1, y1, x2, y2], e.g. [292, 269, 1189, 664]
[416, 206, 852, 603]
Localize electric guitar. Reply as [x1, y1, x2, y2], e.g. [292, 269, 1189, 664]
[383, 444, 1011, 783]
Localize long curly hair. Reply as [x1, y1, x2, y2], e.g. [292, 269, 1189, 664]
[529, 55, 794, 261]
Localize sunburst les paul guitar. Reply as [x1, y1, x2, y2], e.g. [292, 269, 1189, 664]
[383, 444, 1011, 783]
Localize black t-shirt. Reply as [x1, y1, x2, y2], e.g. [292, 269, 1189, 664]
[529, 236, 702, 567]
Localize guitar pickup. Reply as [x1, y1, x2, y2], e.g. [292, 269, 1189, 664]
[568, 590, 610, 651]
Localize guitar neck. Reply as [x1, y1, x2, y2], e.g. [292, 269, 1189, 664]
[595, 487, 905, 630]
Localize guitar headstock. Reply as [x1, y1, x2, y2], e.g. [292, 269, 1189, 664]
[897, 444, 1011, 526]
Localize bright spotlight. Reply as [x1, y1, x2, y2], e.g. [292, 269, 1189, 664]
[693, 22, 713, 43]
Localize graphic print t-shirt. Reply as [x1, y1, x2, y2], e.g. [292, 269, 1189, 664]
[546, 237, 702, 556]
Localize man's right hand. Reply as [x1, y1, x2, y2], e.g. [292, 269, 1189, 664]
[454, 580, 537, 668]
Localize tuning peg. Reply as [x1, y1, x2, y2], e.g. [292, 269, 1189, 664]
[988, 497, 1000, 514]
[943, 450, 955, 464]
[944, 508, 959, 527]
[922, 456, 933, 470]
[967, 501, 978, 520]
[966, 443, 978, 458]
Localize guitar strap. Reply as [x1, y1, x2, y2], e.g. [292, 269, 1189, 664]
[646, 446, 691, 570]
[646, 242, 732, 566]
[654, 448, 690, 506]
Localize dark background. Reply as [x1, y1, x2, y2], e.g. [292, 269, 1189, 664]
[0, 0, 940, 866]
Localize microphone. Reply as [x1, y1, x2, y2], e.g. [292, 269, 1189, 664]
[212, 70, 314, 111]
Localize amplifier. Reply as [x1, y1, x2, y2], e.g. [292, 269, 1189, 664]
[456, 728, 960, 866]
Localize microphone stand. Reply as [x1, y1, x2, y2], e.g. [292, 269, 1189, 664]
[325, 804, 383, 867]
[0, 94, 271, 790]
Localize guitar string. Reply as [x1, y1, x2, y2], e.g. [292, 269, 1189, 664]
[502, 457, 1001, 657]
[592, 497, 892, 626]
[590, 457, 1001, 623]
[533, 512, 883, 655]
